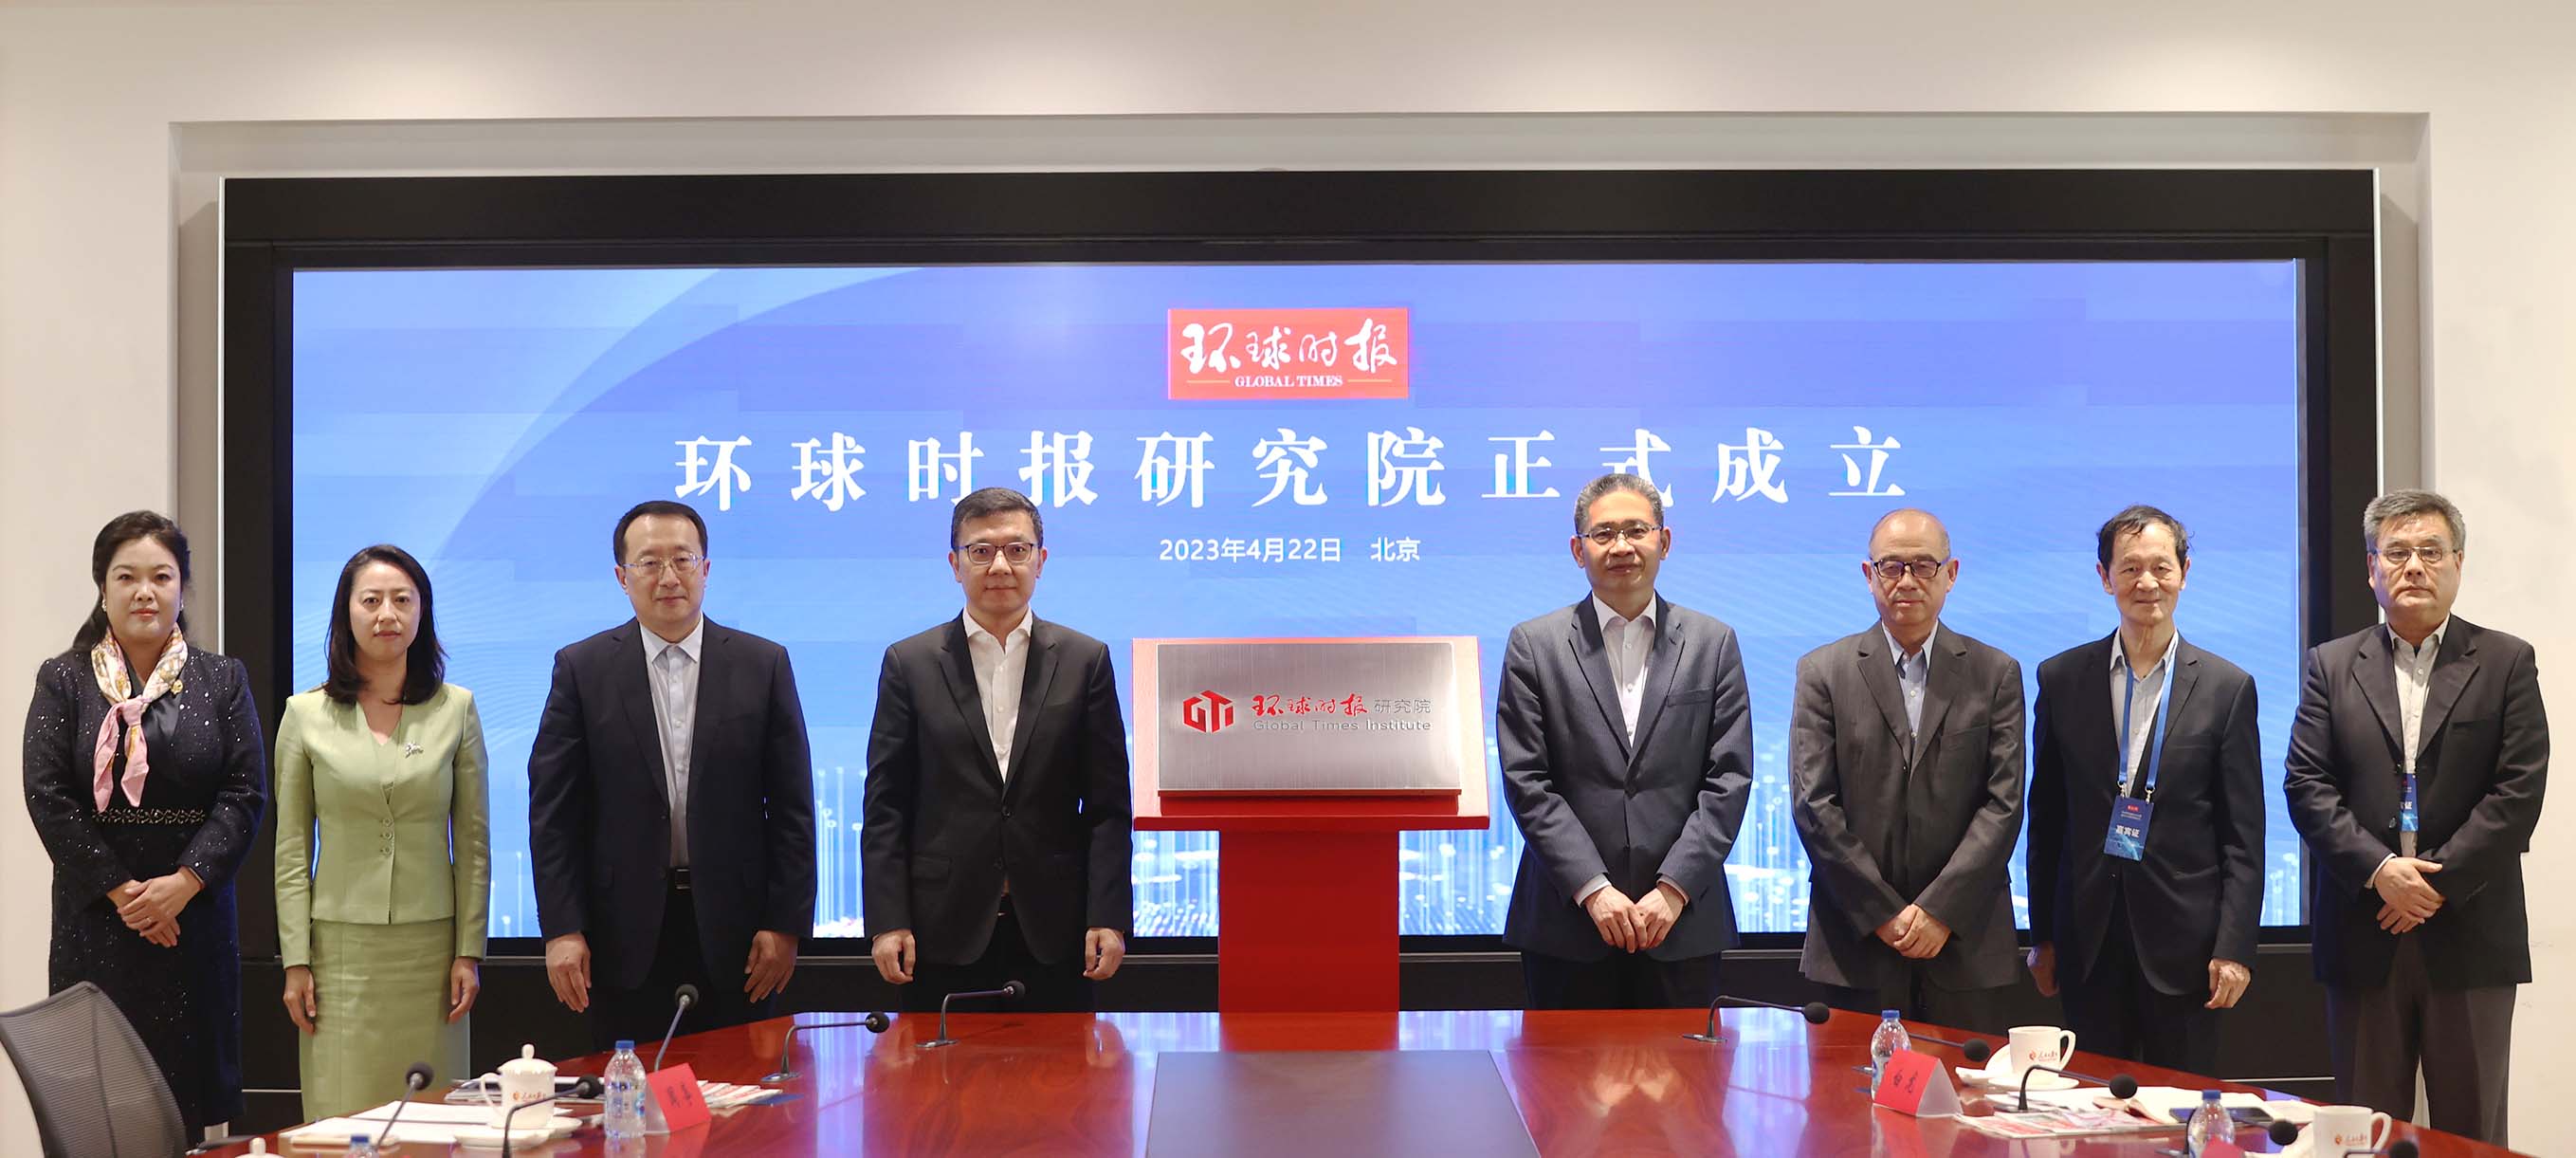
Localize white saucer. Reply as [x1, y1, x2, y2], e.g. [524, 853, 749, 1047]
[1956, 1063, 2079, 1092]
[448, 1116, 582, 1149]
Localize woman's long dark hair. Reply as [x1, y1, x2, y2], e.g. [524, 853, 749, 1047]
[322, 544, 446, 706]
[70, 511, 192, 655]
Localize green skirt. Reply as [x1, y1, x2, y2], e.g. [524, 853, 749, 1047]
[300, 918, 470, 1121]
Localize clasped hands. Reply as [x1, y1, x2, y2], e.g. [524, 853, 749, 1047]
[108, 869, 201, 947]
[1874, 904, 1952, 960]
[1582, 882, 1689, 952]
[2371, 855, 2445, 933]
[868, 927, 1126, 984]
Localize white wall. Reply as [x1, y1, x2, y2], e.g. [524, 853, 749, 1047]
[3, 1, 2568, 1150]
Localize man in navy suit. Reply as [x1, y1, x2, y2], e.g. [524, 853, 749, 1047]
[2024, 505, 2262, 1074]
[1497, 473, 1755, 1009]
[864, 487, 1133, 1012]
[528, 500, 817, 1048]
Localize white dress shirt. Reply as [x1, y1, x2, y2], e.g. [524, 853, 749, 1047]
[963, 609, 1034, 781]
[1881, 622, 1938, 745]
[2110, 630, 2183, 796]
[642, 616, 705, 867]
[2390, 618, 2450, 859]
[1575, 595, 1675, 910]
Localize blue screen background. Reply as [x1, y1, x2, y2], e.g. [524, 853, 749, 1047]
[290, 260, 2306, 939]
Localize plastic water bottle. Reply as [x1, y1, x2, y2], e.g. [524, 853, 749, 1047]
[603, 1039, 649, 1139]
[340, 1134, 377, 1158]
[1867, 1009, 1910, 1094]
[2184, 1089, 2229, 1155]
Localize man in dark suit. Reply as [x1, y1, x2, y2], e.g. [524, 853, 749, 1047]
[864, 487, 1132, 1012]
[1497, 473, 1754, 1009]
[2024, 505, 2262, 1074]
[528, 500, 817, 1048]
[2286, 489, 2547, 1147]
[1791, 508, 2024, 1031]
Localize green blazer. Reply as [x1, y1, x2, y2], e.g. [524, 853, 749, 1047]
[274, 684, 490, 966]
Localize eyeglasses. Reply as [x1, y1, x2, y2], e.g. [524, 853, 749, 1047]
[2372, 545, 2451, 567]
[957, 542, 1039, 567]
[1869, 558, 1951, 582]
[1581, 524, 1663, 547]
[620, 553, 703, 577]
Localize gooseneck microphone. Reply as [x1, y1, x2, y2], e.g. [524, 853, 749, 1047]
[653, 983, 702, 1071]
[1905, 1030, 1994, 1067]
[2013, 1063, 2136, 1112]
[2270, 1119, 2302, 1147]
[1683, 995, 1831, 1043]
[761, 1010, 893, 1082]
[499, 1075, 603, 1158]
[373, 1061, 434, 1146]
[921, 981, 1025, 1050]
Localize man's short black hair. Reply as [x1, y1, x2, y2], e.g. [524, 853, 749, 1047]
[950, 487, 1045, 546]
[2095, 504, 2190, 569]
[612, 500, 708, 562]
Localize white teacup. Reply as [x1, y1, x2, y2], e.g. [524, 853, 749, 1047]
[2002, 1025, 2076, 1075]
[2310, 1104, 2392, 1152]
[491, 1043, 557, 1129]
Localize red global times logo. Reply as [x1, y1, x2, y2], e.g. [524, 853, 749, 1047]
[1180, 689, 1235, 733]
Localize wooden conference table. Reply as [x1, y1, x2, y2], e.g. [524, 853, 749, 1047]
[205, 1007, 2527, 1156]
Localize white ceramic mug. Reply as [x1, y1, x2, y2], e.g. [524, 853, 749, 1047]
[2003, 1025, 2076, 1075]
[2310, 1104, 2392, 1152]
[491, 1043, 558, 1129]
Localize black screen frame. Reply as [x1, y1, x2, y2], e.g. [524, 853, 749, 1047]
[222, 168, 2382, 961]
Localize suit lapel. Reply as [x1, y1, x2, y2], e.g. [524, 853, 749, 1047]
[2351, 630, 2405, 760]
[1567, 600, 1632, 762]
[1625, 600, 1687, 767]
[1855, 632, 1912, 755]
[2416, 622, 2480, 762]
[1915, 631, 1964, 758]
[683, 620, 723, 818]
[936, 618, 1008, 793]
[610, 621, 671, 807]
[2073, 635, 2120, 795]
[2161, 640, 2203, 745]
[1004, 620, 1063, 800]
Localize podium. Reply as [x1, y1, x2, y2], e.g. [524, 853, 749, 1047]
[1133, 637, 1490, 1012]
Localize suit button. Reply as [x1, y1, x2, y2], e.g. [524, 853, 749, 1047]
[1002, 808, 1013, 818]
[2387, 818, 2399, 830]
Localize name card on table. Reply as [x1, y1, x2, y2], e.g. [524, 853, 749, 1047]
[644, 1063, 712, 1132]
[2200, 1142, 2243, 1158]
[1871, 1049, 1962, 1117]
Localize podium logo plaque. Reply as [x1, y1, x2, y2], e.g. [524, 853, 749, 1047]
[1136, 637, 1480, 795]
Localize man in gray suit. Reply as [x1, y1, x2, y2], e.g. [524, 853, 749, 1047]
[1497, 473, 1755, 1008]
[1791, 508, 2025, 1030]
[2285, 489, 2547, 1146]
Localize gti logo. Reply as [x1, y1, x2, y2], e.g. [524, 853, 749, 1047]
[1180, 689, 1235, 733]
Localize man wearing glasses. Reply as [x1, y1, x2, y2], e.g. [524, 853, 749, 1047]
[529, 500, 818, 1047]
[864, 487, 1133, 1011]
[2285, 489, 2547, 1146]
[1497, 473, 1754, 1008]
[1790, 508, 2024, 1030]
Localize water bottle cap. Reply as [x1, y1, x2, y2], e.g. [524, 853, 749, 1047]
[2203, 1089, 2223, 1098]
[615, 1039, 636, 1051]
[1880, 1009, 1902, 1019]
[350, 1136, 369, 1145]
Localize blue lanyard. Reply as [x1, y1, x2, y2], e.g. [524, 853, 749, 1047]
[2116, 650, 2178, 799]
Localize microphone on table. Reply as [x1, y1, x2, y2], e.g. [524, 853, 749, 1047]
[1902, 1029, 1995, 1067]
[761, 1010, 893, 1083]
[2013, 1063, 2136, 1112]
[2270, 1119, 2303, 1147]
[922, 981, 1024, 1050]
[1683, 995, 1830, 1043]
[653, 983, 702, 1071]
[373, 1061, 434, 1147]
[498, 1075, 602, 1158]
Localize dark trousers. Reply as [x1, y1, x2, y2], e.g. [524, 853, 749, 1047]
[2326, 932, 2516, 1147]
[2059, 892, 2222, 1075]
[1818, 967, 2008, 1037]
[904, 895, 1094, 1014]
[590, 883, 776, 1053]
[1521, 950, 1720, 1010]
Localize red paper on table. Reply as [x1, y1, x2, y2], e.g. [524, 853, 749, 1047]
[644, 1062, 711, 1131]
[1871, 1049, 1963, 1117]
[2201, 1142, 2245, 1158]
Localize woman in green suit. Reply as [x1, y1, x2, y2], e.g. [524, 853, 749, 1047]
[274, 543, 488, 1118]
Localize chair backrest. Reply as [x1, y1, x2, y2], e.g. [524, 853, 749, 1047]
[0, 981, 187, 1158]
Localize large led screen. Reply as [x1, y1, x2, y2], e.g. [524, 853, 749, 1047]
[290, 260, 2306, 939]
